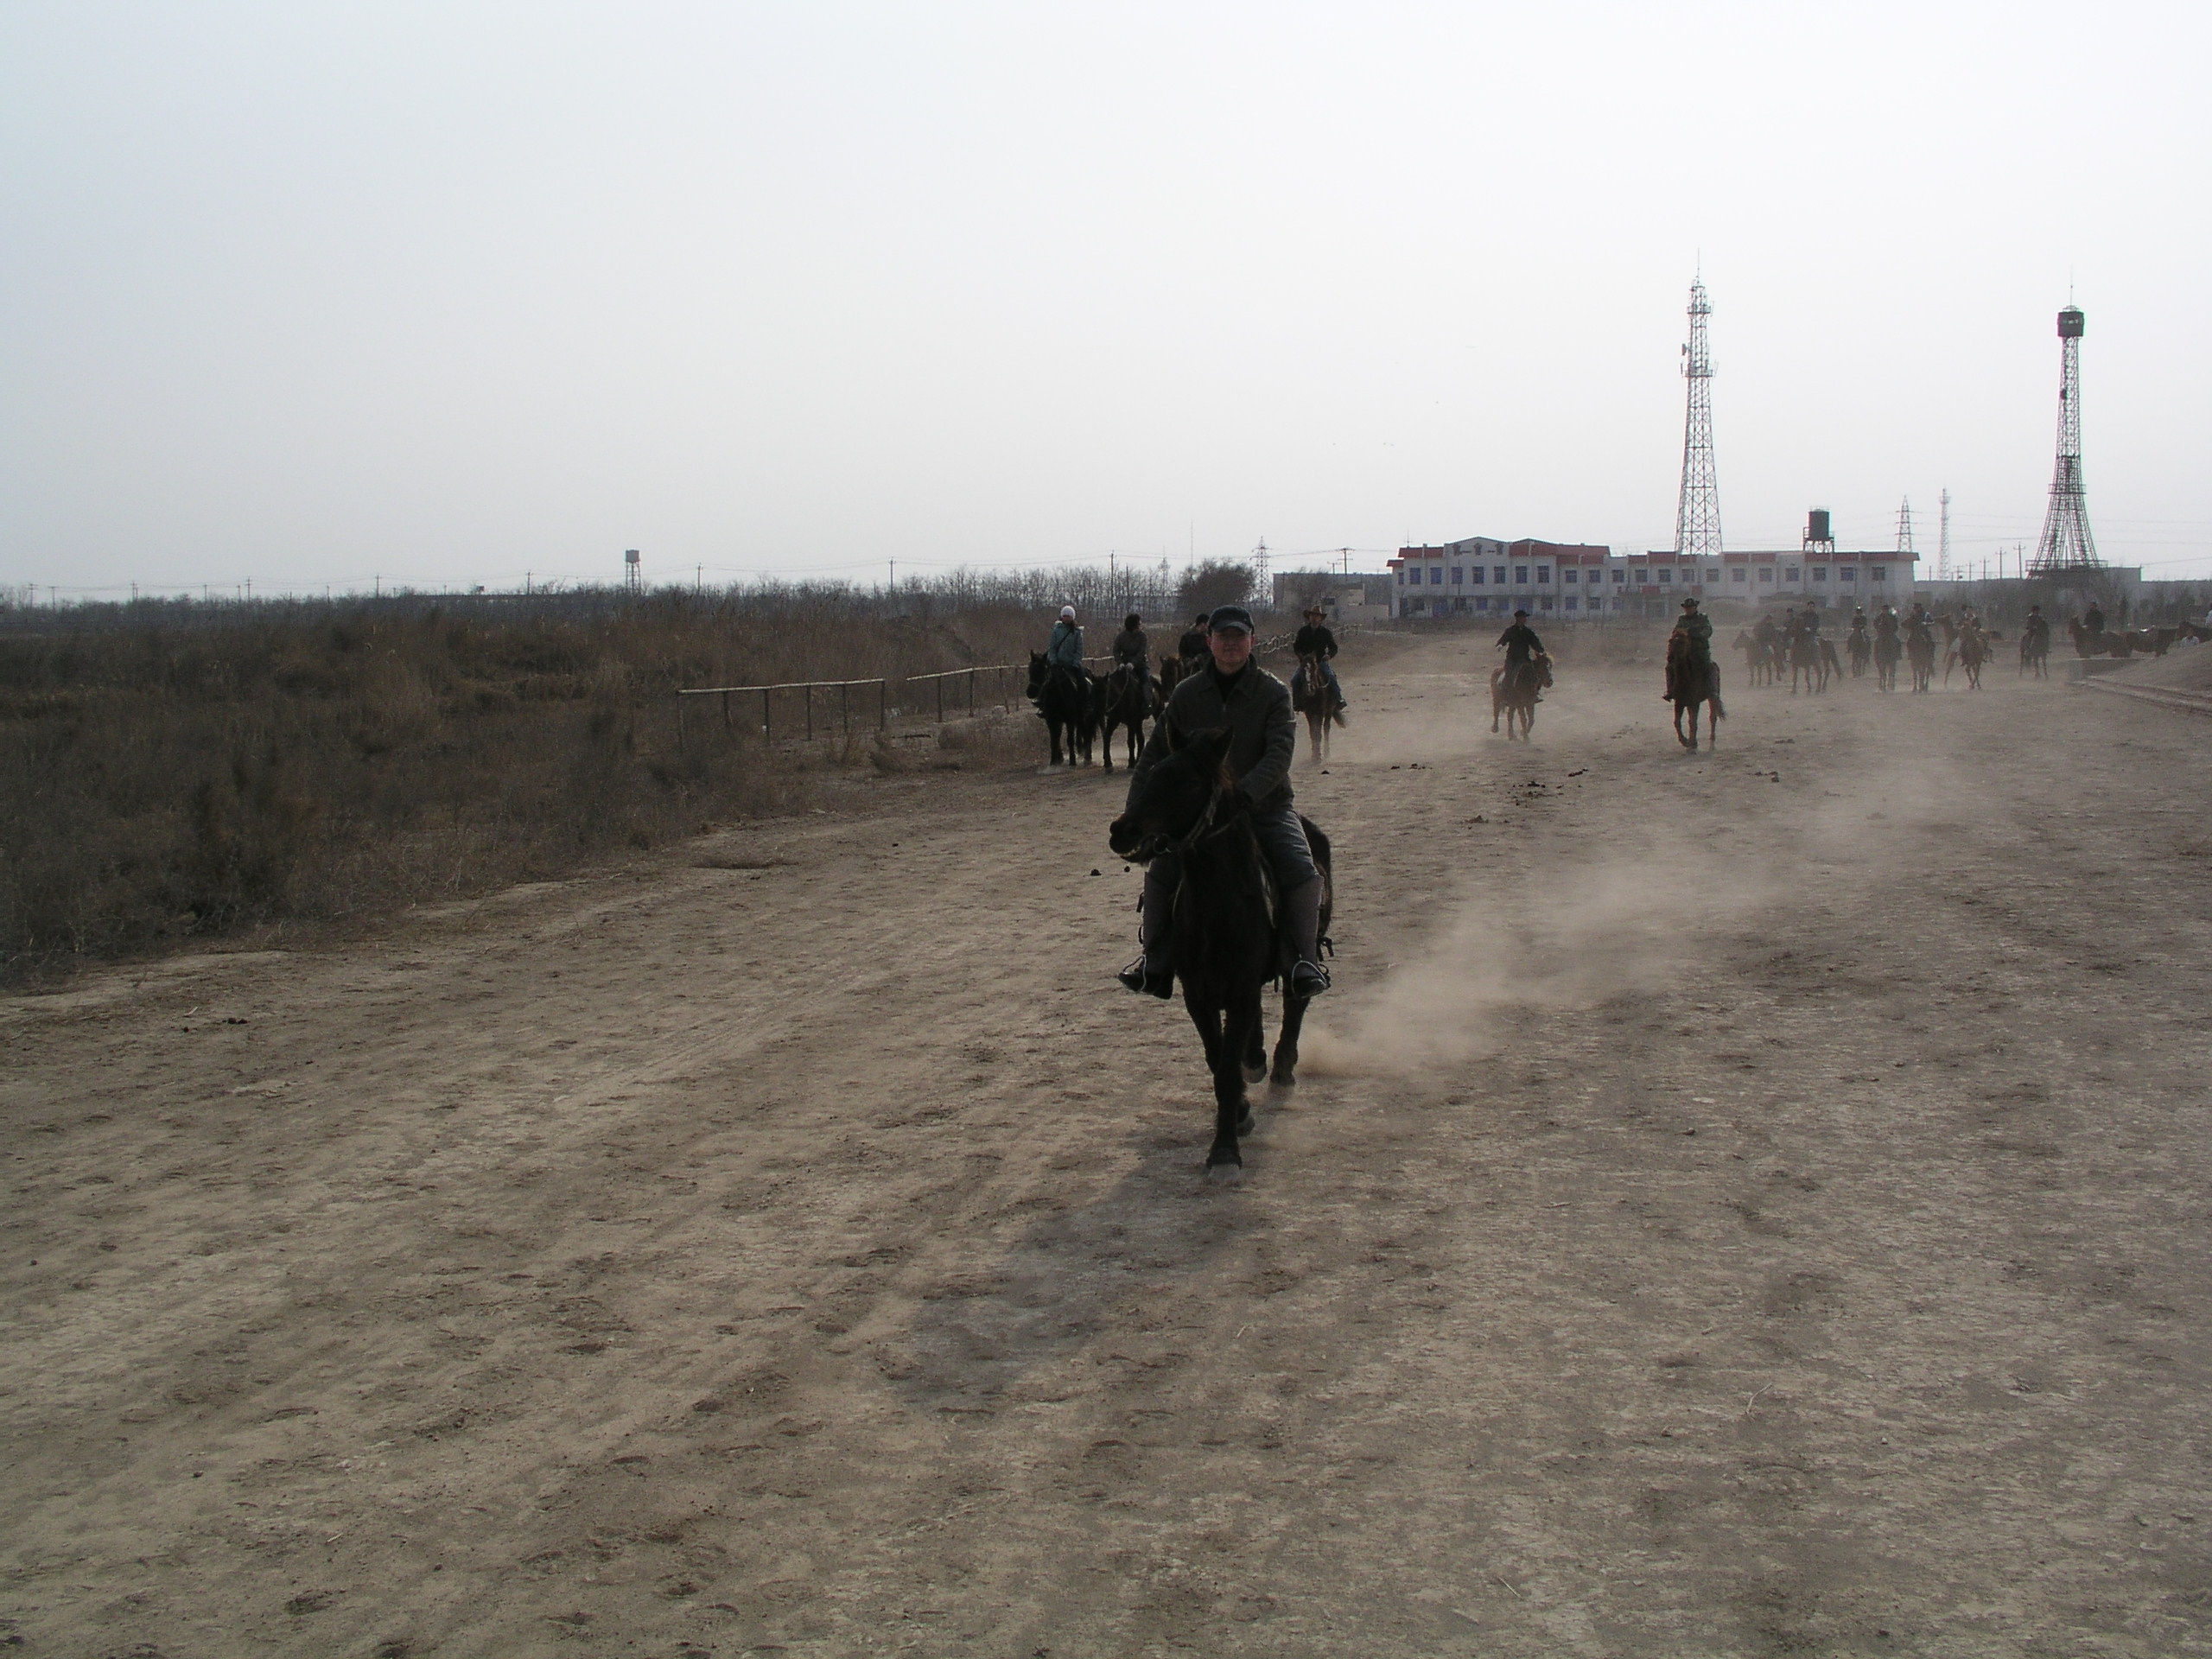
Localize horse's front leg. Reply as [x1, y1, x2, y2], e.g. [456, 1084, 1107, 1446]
[1205, 988, 1261, 1178]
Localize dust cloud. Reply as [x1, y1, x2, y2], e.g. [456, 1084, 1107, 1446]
[1304, 855, 1778, 1077]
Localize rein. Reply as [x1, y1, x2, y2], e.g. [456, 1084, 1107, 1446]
[1123, 779, 1243, 865]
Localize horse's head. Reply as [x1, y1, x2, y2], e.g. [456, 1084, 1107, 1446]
[1109, 727, 1233, 863]
[1535, 651, 1556, 689]
[1025, 651, 1047, 701]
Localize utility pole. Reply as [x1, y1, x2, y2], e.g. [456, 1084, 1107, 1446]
[1938, 488, 1952, 581]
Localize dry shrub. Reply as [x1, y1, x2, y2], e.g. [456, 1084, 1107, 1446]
[0, 593, 1041, 983]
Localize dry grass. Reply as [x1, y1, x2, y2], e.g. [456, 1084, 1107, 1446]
[0, 594, 1040, 984]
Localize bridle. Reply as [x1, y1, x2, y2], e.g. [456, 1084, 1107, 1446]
[1122, 778, 1241, 865]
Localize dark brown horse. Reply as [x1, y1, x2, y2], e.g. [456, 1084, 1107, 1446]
[1291, 652, 1345, 763]
[1026, 653, 1097, 766]
[1665, 631, 1724, 749]
[1491, 653, 1550, 741]
[1107, 728, 1333, 1183]
[1097, 664, 1150, 771]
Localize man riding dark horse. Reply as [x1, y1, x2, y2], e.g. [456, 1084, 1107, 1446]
[1112, 611, 1152, 702]
[1117, 605, 1330, 1004]
[1175, 613, 1212, 665]
[1291, 605, 1348, 714]
[1666, 595, 1714, 699]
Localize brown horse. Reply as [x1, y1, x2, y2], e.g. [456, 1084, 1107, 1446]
[1291, 652, 1345, 763]
[1948, 626, 1992, 690]
[1666, 632, 1724, 749]
[1491, 653, 1550, 741]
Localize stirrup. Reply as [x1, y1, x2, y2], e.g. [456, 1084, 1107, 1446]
[1290, 958, 1331, 997]
[1118, 957, 1173, 1000]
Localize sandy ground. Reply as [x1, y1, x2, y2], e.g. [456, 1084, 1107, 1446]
[6, 632, 2211, 1659]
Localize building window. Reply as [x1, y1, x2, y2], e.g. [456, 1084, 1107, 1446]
[1758, 568, 1774, 582]
[1612, 569, 1626, 583]
[1430, 568, 1443, 584]
[1395, 569, 1405, 585]
[1840, 566, 1856, 582]
[1732, 567, 1747, 582]
[1657, 568, 1673, 583]
[1871, 567, 1888, 582]
[1536, 567, 1551, 584]
[1540, 595, 1554, 611]
[1563, 568, 1578, 583]
[1452, 567, 1464, 585]
[1564, 596, 1579, 612]
[1514, 566, 1529, 584]
[1812, 566, 1827, 583]
[1471, 566, 1485, 586]
[1785, 566, 1800, 582]
[1494, 566, 1506, 584]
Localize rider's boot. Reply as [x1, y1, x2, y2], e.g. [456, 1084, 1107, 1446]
[1285, 877, 1330, 998]
[1116, 864, 1176, 999]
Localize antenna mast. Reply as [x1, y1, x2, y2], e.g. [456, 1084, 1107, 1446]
[1937, 489, 1951, 580]
[1250, 538, 1270, 609]
[1896, 497, 1916, 556]
[2029, 304, 2101, 572]
[1674, 277, 1723, 558]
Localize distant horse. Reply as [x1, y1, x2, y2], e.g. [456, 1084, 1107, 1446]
[1949, 626, 1991, 690]
[2019, 627, 2050, 678]
[1873, 628, 1903, 692]
[1788, 631, 1831, 696]
[1491, 653, 1551, 741]
[1734, 629, 1779, 687]
[1847, 627, 1872, 678]
[1108, 728, 1334, 1183]
[1906, 629, 1936, 694]
[1666, 631, 1725, 750]
[1291, 652, 1346, 763]
[1097, 664, 1150, 771]
[1026, 652, 1097, 766]
[1158, 653, 1191, 703]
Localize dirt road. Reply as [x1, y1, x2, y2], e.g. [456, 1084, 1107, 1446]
[7, 633, 2211, 1656]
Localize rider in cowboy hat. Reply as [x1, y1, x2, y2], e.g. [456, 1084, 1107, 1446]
[1118, 604, 1329, 1002]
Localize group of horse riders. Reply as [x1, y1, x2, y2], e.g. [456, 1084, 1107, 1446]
[1043, 603, 1349, 712]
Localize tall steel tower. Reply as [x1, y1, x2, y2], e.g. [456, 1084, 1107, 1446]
[1895, 497, 1916, 556]
[2029, 305, 2101, 572]
[1674, 277, 1723, 558]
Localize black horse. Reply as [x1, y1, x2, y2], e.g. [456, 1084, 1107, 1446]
[1108, 728, 1332, 1183]
[1097, 664, 1150, 772]
[1026, 652, 1097, 766]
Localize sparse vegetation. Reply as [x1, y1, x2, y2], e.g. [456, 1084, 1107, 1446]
[0, 590, 1044, 984]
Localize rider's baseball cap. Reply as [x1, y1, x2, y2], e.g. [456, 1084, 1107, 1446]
[1208, 605, 1255, 635]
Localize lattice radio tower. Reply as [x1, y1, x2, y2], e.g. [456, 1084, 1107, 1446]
[2029, 304, 2101, 573]
[1895, 497, 1916, 556]
[1674, 276, 1723, 558]
[1249, 538, 1270, 607]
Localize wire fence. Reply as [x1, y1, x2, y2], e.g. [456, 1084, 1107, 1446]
[673, 626, 1349, 751]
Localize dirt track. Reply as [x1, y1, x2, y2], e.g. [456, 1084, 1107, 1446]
[7, 633, 2212, 1657]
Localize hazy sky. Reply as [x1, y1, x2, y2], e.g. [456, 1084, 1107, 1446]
[4, 2, 2208, 596]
